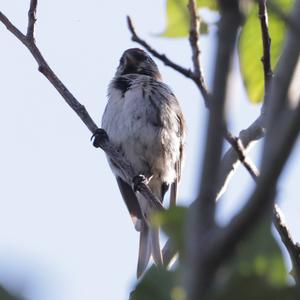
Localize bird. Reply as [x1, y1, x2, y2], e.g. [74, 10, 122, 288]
[101, 48, 186, 278]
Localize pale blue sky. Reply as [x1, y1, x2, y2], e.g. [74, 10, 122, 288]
[0, 1, 300, 300]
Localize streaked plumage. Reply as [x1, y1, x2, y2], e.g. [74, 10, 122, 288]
[102, 48, 185, 277]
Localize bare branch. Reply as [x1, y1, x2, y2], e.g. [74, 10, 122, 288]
[0, 4, 163, 214]
[258, 0, 273, 95]
[225, 131, 259, 181]
[273, 205, 300, 282]
[188, 0, 201, 77]
[217, 114, 266, 199]
[27, 0, 37, 41]
[126, 16, 209, 105]
[0, 11, 26, 43]
[187, 0, 209, 102]
[126, 16, 193, 78]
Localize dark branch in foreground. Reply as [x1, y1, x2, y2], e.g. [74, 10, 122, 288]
[0, 2, 163, 213]
[274, 205, 300, 282]
[268, 0, 300, 36]
[185, 3, 244, 298]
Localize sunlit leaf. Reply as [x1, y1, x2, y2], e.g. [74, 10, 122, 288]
[162, 0, 217, 37]
[239, 0, 294, 103]
[196, 0, 218, 10]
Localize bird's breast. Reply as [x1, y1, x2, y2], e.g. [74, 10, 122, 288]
[102, 79, 180, 184]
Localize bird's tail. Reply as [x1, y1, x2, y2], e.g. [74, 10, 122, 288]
[136, 220, 163, 278]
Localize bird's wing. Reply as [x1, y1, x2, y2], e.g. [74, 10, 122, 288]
[170, 111, 186, 207]
[116, 176, 143, 231]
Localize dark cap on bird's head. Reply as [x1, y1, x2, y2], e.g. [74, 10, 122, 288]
[116, 48, 161, 80]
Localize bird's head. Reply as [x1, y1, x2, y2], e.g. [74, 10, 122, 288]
[115, 48, 161, 80]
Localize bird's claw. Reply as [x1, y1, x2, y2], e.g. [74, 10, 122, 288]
[91, 128, 109, 148]
[133, 174, 147, 192]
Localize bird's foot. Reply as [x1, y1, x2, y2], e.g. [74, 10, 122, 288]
[132, 174, 147, 192]
[91, 128, 108, 148]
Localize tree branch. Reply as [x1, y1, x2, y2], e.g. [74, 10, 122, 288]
[0, 11, 27, 43]
[273, 205, 300, 282]
[184, 2, 244, 298]
[127, 16, 210, 105]
[225, 130, 259, 181]
[210, 0, 300, 278]
[187, 0, 209, 103]
[258, 0, 273, 96]
[0, 2, 163, 213]
[268, 0, 300, 36]
[27, 0, 37, 41]
[217, 114, 265, 199]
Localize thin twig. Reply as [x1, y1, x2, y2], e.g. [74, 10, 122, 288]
[225, 131, 259, 181]
[127, 16, 209, 105]
[0, 12, 27, 43]
[187, 0, 209, 103]
[0, 2, 163, 213]
[126, 16, 193, 78]
[188, 0, 201, 77]
[217, 114, 266, 199]
[273, 205, 300, 282]
[27, 0, 37, 41]
[258, 0, 273, 96]
[0, 9, 98, 133]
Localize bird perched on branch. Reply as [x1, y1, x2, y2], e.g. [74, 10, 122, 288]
[101, 48, 185, 278]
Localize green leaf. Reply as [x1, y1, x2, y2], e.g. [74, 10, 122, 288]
[0, 286, 22, 300]
[209, 220, 293, 299]
[210, 275, 299, 300]
[232, 221, 287, 285]
[196, 0, 218, 10]
[162, 0, 217, 38]
[131, 267, 186, 300]
[239, 0, 294, 103]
